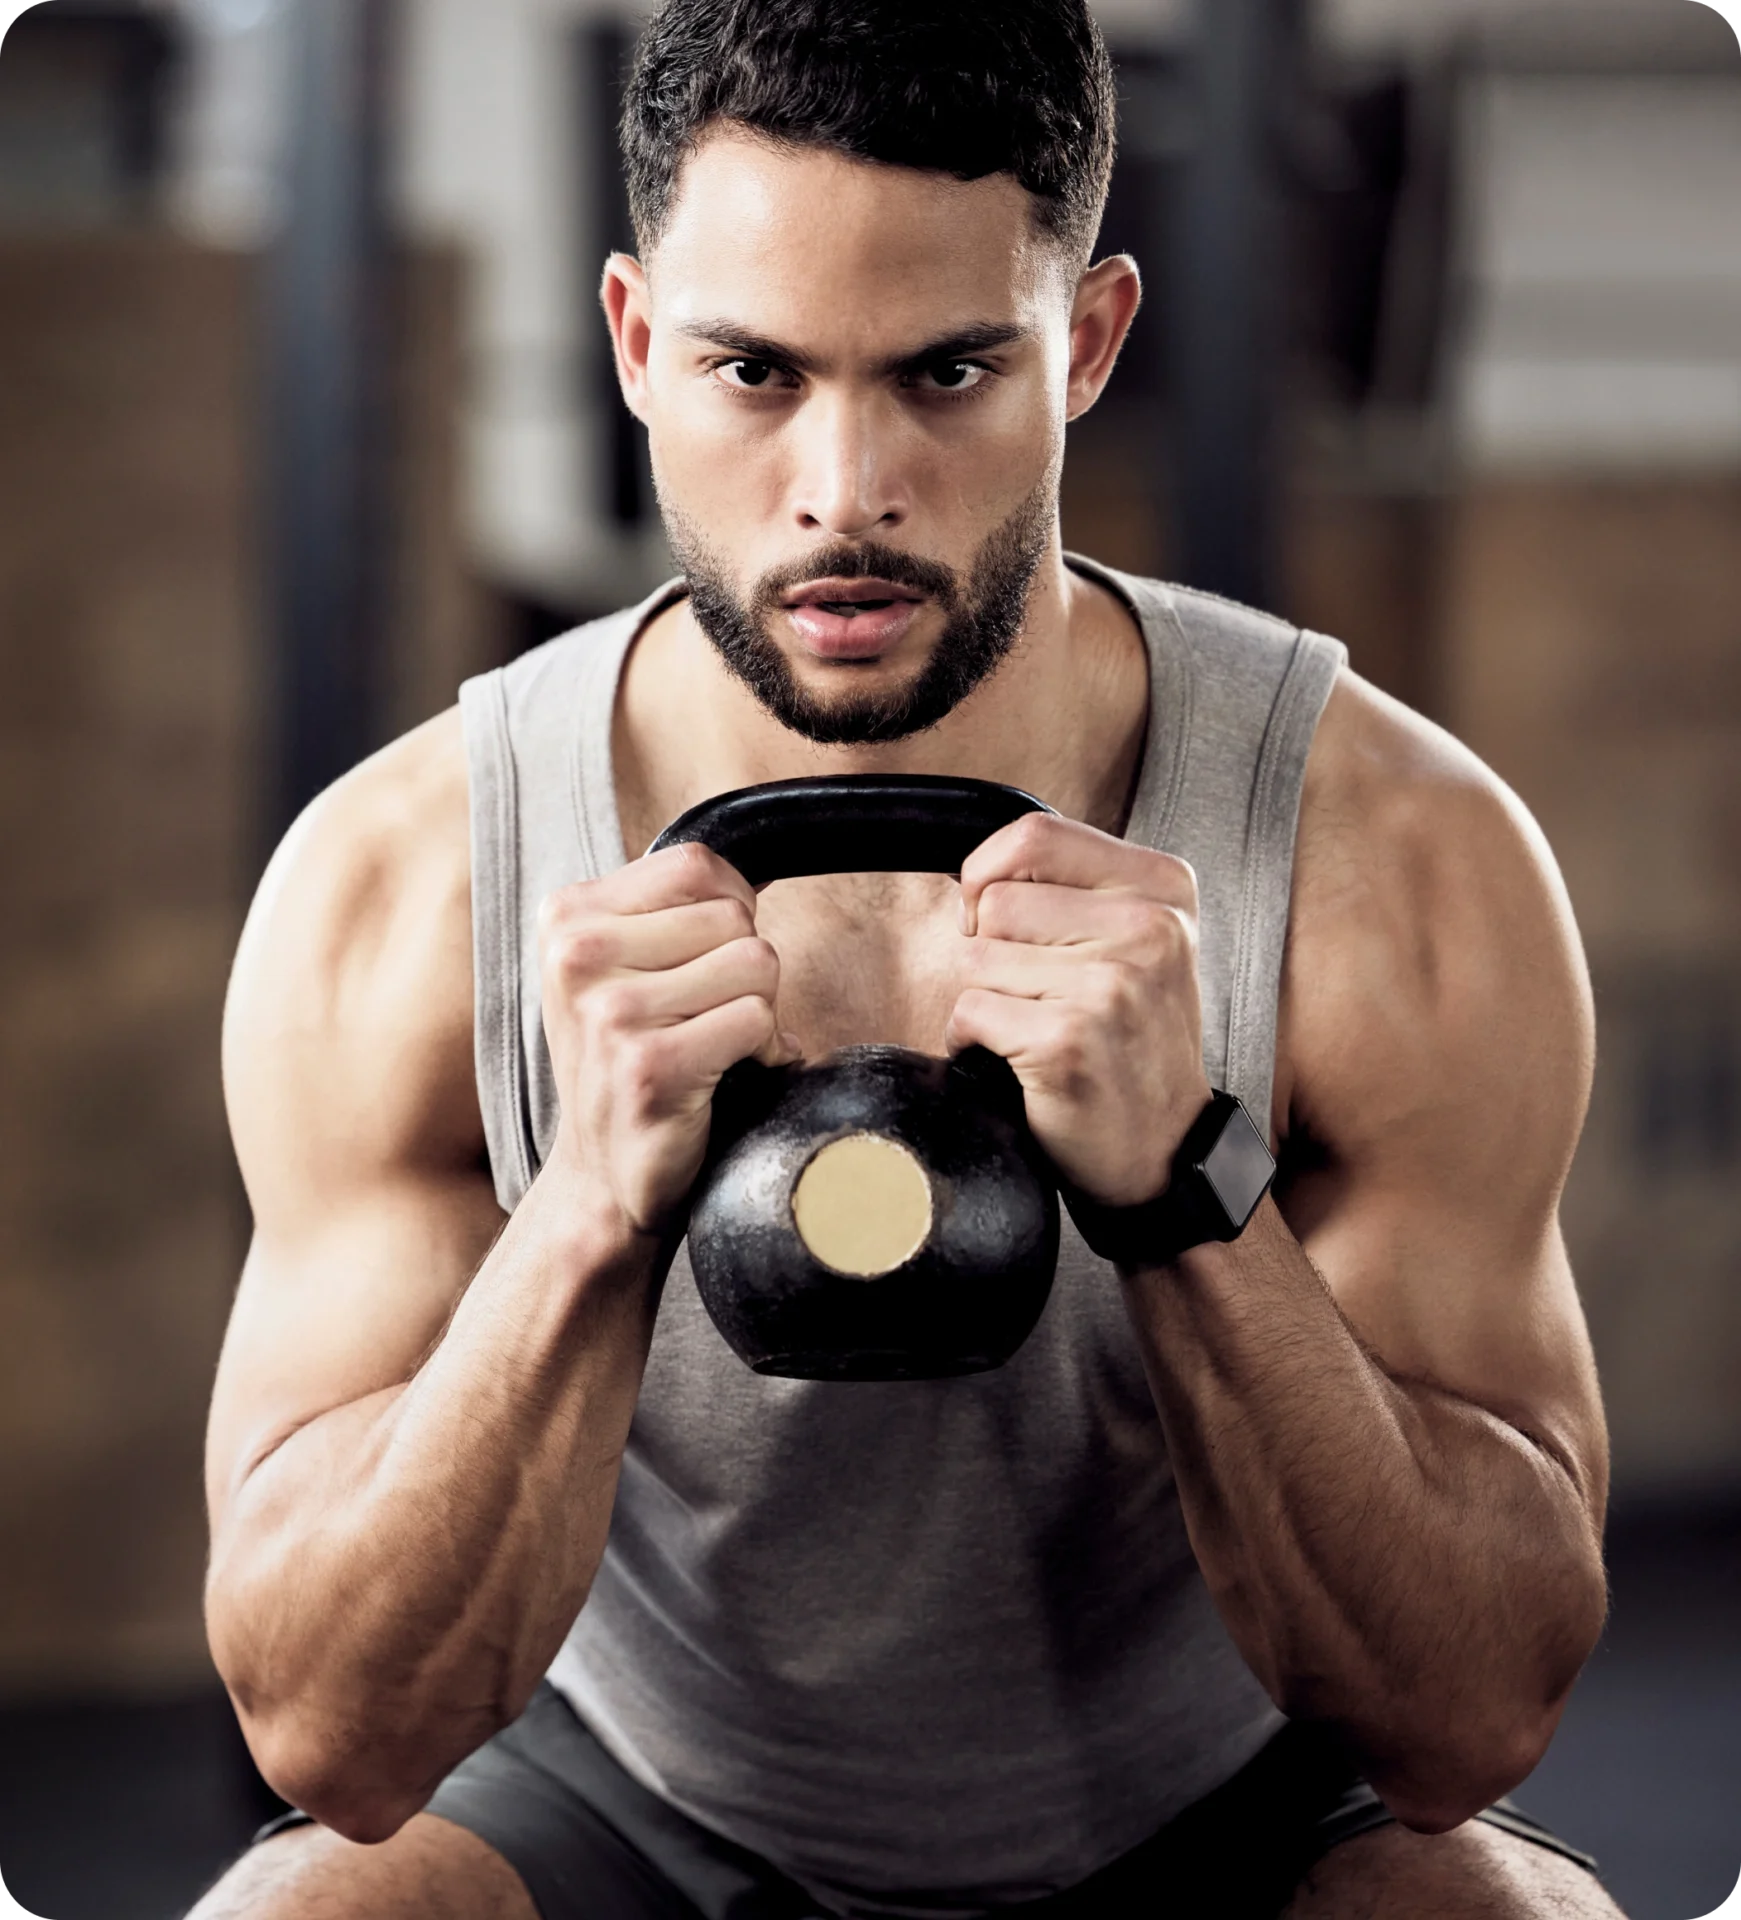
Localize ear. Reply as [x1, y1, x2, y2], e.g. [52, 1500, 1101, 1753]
[1064, 255, 1143, 423]
[600, 252, 654, 423]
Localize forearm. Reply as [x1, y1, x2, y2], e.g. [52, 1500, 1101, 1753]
[1124, 1202, 1605, 1828]
[208, 1172, 663, 1837]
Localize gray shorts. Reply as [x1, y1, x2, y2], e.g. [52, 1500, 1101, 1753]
[256, 1683, 1598, 1919]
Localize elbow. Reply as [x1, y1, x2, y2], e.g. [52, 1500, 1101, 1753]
[328, 1804, 424, 1847]
[242, 1714, 431, 1847]
[1385, 1795, 1488, 1839]
[1362, 1563, 1607, 1835]
[210, 1611, 454, 1845]
[1374, 1710, 1562, 1836]
[231, 1670, 525, 1847]
[264, 1759, 425, 1848]
[301, 1795, 420, 1850]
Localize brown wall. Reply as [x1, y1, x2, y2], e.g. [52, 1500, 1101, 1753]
[0, 233, 494, 1699]
[1441, 481, 1741, 1498]
[0, 236, 255, 1696]
[1060, 415, 1441, 712]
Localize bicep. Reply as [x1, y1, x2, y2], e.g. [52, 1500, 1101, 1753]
[1280, 708, 1605, 1497]
[1301, 1180, 1600, 1493]
[208, 729, 503, 1527]
[206, 1173, 503, 1529]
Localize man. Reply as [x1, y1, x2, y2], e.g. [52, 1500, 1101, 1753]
[193, 3, 1621, 1916]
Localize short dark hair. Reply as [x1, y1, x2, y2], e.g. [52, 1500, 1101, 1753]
[621, 0, 1117, 265]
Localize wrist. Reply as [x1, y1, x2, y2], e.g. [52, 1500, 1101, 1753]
[1064, 1091, 1275, 1270]
[518, 1158, 671, 1290]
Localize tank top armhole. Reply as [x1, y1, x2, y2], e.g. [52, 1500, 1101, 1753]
[460, 670, 539, 1213]
[1225, 630, 1348, 1143]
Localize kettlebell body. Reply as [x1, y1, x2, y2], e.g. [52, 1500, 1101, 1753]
[649, 775, 1063, 1383]
[689, 1044, 1060, 1380]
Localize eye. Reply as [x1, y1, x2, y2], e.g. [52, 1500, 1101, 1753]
[714, 358, 787, 391]
[912, 360, 991, 395]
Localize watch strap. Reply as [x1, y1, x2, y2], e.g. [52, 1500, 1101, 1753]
[1064, 1091, 1275, 1268]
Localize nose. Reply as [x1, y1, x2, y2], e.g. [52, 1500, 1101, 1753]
[790, 390, 907, 539]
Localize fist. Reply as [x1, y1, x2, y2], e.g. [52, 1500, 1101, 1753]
[945, 814, 1212, 1207]
[537, 845, 797, 1237]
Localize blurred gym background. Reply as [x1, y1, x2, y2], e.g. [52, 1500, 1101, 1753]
[0, 0, 1737, 1913]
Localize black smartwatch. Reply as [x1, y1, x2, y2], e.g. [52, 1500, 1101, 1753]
[1065, 1091, 1275, 1268]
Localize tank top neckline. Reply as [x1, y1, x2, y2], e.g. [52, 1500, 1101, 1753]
[567, 553, 1193, 876]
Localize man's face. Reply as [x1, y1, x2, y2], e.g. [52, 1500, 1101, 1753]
[613, 130, 1086, 744]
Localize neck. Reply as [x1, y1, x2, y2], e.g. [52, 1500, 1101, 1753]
[614, 539, 1150, 855]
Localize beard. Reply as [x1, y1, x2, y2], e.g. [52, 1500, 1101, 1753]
[663, 486, 1053, 746]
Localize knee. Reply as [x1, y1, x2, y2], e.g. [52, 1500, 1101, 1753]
[1288, 1820, 1627, 1918]
[184, 1830, 325, 1919]
[183, 1814, 535, 1920]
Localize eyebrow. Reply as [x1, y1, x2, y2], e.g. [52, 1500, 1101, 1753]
[672, 318, 1032, 378]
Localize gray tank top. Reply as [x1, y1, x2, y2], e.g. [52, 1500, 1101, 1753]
[460, 559, 1345, 1917]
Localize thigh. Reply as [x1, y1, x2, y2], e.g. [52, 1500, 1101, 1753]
[1283, 1820, 1628, 1920]
[185, 1814, 539, 1920]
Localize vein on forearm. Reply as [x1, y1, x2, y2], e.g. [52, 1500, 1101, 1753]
[213, 1218, 660, 1756]
[1125, 1217, 1599, 1731]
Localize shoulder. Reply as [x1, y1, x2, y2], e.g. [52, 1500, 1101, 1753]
[1279, 672, 1593, 1181]
[1294, 670, 1580, 964]
[233, 706, 471, 1017]
[224, 708, 480, 1195]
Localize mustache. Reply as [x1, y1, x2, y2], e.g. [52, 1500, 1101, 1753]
[751, 542, 961, 608]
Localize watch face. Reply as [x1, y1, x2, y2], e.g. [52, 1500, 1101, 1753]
[1201, 1102, 1275, 1228]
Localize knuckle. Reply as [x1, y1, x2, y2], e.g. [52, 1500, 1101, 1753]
[719, 896, 758, 940]
[1008, 812, 1056, 862]
[536, 884, 588, 945]
[716, 994, 771, 1057]
[1133, 900, 1178, 952]
[587, 981, 639, 1035]
[977, 882, 1025, 937]
[1091, 959, 1136, 1013]
[1129, 898, 1195, 964]
[1053, 1024, 1090, 1084]
[949, 987, 987, 1034]
[552, 921, 612, 978]
[666, 839, 735, 893]
[723, 936, 780, 994]
[1160, 852, 1199, 906]
[621, 1033, 670, 1105]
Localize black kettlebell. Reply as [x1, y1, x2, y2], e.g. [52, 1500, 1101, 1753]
[649, 775, 1063, 1382]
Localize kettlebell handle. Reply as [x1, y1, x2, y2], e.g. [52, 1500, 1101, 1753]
[648, 775, 1056, 888]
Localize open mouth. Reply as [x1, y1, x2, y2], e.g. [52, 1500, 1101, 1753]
[778, 579, 930, 659]
[782, 578, 927, 612]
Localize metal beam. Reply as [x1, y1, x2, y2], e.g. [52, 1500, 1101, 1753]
[264, 0, 396, 843]
[581, 19, 648, 531]
[1166, 0, 1290, 610]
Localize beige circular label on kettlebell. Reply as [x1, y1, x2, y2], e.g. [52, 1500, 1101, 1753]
[791, 1133, 934, 1278]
